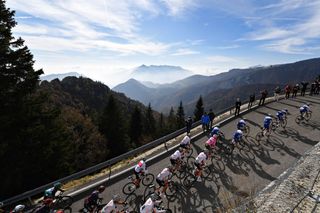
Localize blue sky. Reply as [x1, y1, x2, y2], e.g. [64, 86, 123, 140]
[7, 0, 320, 87]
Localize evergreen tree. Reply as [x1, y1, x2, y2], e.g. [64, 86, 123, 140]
[194, 96, 204, 121]
[129, 106, 143, 145]
[167, 107, 177, 131]
[0, 0, 70, 198]
[144, 103, 156, 136]
[99, 95, 130, 157]
[176, 101, 185, 128]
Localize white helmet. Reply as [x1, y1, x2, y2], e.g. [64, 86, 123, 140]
[213, 126, 219, 131]
[13, 205, 25, 212]
[236, 130, 243, 134]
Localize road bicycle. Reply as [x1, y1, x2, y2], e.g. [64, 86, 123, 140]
[255, 127, 272, 142]
[183, 165, 211, 189]
[271, 118, 287, 130]
[295, 111, 312, 124]
[143, 179, 177, 200]
[122, 172, 155, 195]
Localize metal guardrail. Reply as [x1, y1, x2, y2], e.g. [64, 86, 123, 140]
[0, 92, 280, 207]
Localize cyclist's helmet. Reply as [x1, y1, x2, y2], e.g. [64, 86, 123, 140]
[98, 185, 106, 193]
[13, 205, 25, 212]
[167, 165, 174, 172]
[306, 103, 310, 106]
[236, 130, 243, 135]
[53, 182, 62, 189]
[178, 147, 183, 153]
[267, 113, 271, 117]
[142, 158, 146, 162]
[112, 194, 121, 202]
[283, 108, 288, 113]
[213, 126, 219, 131]
[239, 119, 245, 123]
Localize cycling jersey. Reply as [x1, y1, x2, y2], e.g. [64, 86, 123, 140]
[300, 105, 310, 113]
[233, 131, 243, 142]
[134, 160, 146, 173]
[211, 127, 220, 136]
[156, 168, 172, 181]
[86, 190, 99, 205]
[140, 198, 161, 213]
[180, 135, 190, 146]
[237, 120, 246, 130]
[170, 150, 182, 160]
[205, 136, 217, 148]
[263, 116, 272, 129]
[101, 200, 118, 213]
[195, 152, 207, 165]
[276, 111, 284, 120]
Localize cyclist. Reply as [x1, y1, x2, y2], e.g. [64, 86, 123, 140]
[44, 182, 64, 199]
[11, 205, 25, 213]
[179, 135, 191, 154]
[300, 103, 311, 118]
[100, 194, 127, 213]
[205, 135, 218, 153]
[232, 130, 243, 144]
[276, 110, 285, 122]
[156, 166, 174, 197]
[210, 126, 220, 136]
[170, 148, 183, 171]
[84, 185, 106, 212]
[263, 114, 273, 135]
[133, 158, 148, 188]
[281, 108, 288, 119]
[237, 119, 246, 131]
[194, 150, 209, 182]
[140, 194, 162, 213]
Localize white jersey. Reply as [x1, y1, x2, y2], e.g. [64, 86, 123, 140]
[101, 199, 117, 213]
[156, 168, 171, 181]
[134, 160, 146, 173]
[180, 135, 190, 145]
[170, 150, 182, 160]
[195, 152, 207, 164]
[140, 198, 154, 213]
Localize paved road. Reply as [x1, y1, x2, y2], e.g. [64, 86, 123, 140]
[71, 95, 320, 213]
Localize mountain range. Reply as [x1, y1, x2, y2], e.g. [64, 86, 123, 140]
[40, 72, 82, 81]
[113, 58, 320, 114]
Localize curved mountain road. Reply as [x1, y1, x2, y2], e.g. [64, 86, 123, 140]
[70, 95, 320, 212]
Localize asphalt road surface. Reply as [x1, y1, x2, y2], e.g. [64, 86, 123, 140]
[71, 95, 320, 213]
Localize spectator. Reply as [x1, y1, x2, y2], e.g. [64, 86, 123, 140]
[248, 93, 255, 109]
[201, 112, 210, 132]
[235, 98, 241, 116]
[300, 81, 308, 96]
[292, 84, 299, 98]
[208, 109, 215, 129]
[284, 84, 291, 99]
[274, 86, 281, 101]
[315, 79, 319, 95]
[310, 82, 316, 96]
[259, 90, 268, 106]
[185, 116, 192, 135]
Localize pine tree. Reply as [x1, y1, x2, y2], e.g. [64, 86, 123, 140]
[99, 95, 130, 157]
[167, 107, 177, 132]
[194, 96, 204, 121]
[129, 106, 143, 145]
[176, 101, 185, 128]
[144, 103, 156, 136]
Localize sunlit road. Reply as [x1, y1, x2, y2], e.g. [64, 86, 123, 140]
[71, 95, 320, 213]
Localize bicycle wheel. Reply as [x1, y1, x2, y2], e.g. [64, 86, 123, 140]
[183, 174, 196, 188]
[143, 185, 156, 201]
[142, 173, 154, 186]
[63, 207, 72, 213]
[255, 132, 263, 141]
[244, 125, 250, 136]
[176, 164, 188, 179]
[202, 167, 211, 179]
[280, 119, 287, 128]
[185, 147, 193, 158]
[187, 157, 195, 168]
[122, 182, 136, 195]
[165, 182, 177, 197]
[54, 196, 73, 210]
[295, 115, 302, 124]
[305, 112, 312, 121]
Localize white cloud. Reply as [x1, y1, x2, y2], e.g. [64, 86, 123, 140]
[161, 0, 198, 16]
[171, 48, 199, 56]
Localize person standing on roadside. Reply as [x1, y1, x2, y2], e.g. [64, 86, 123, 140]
[285, 84, 291, 99]
[248, 93, 255, 109]
[185, 116, 192, 135]
[201, 112, 210, 132]
[235, 98, 241, 116]
[259, 90, 268, 106]
[292, 84, 299, 98]
[300, 81, 308, 96]
[208, 109, 215, 129]
[274, 86, 281, 101]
